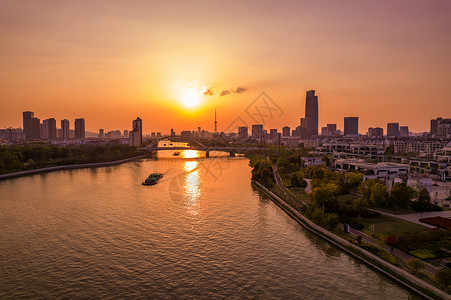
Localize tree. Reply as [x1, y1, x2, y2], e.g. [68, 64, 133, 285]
[418, 188, 431, 203]
[352, 198, 367, 218]
[407, 258, 425, 275]
[388, 182, 416, 209]
[311, 184, 339, 211]
[435, 268, 451, 291]
[344, 172, 363, 194]
[370, 182, 387, 207]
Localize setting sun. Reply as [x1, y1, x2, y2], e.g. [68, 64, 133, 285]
[180, 87, 202, 108]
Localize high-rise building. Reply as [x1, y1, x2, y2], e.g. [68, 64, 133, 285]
[129, 117, 142, 146]
[368, 127, 383, 138]
[30, 117, 40, 139]
[238, 126, 248, 140]
[387, 123, 400, 137]
[282, 126, 290, 137]
[327, 124, 337, 134]
[171, 129, 175, 136]
[344, 117, 358, 136]
[430, 117, 451, 136]
[99, 129, 104, 139]
[61, 119, 69, 140]
[123, 130, 129, 138]
[430, 118, 442, 135]
[22, 111, 34, 139]
[269, 129, 278, 140]
[400, 126, 409, 137]
[74, 118, 86, 139]
[304, 90, 318, 136]
[43, 118, 57, 139]
[251, 124, 263, 139]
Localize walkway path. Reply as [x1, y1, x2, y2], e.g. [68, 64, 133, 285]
[373, 209, 451, 229]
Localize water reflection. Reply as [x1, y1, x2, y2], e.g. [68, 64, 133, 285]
[181, 150, 201, 159]
[167, 161, 202, 215]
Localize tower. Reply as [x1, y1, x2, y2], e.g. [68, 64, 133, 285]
[304, 90, 318, 136]
[214, 109, 218, 133]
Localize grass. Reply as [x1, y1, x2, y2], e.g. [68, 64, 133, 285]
[289, 187, 310, 203]
[374, 206, 416, 215]
[337, 193, 360, 203]
[358, 214, 425, 236]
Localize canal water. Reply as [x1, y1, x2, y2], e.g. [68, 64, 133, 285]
[0, 151, 416, 299]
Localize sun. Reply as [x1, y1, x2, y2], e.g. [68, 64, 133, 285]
[180, 87, 201, 108]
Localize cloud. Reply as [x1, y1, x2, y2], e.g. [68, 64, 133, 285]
[235, 87, 247, 94]
[203, 88, 214, 96]
[220, 86, 249, 96]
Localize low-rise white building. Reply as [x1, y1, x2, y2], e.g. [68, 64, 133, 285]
[335, 158, 409, 181]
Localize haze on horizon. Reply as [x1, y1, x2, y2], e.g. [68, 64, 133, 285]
[0, 0, 450, 134]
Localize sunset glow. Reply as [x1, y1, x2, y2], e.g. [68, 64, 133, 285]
[0, 1, 450, 133]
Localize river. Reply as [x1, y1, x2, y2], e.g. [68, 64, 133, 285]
[0, 150, 416, 299]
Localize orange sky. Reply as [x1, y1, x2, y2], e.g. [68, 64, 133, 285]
[1, 0, 450, 134]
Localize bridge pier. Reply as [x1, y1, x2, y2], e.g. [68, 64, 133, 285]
[206, 150, 210, 158]
[229, 151, 235, 157]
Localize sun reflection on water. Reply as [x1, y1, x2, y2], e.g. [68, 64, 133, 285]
[181, 150, 201, 159]
[182, 161, 202, 215]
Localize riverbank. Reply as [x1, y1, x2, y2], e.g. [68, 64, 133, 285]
[252, 180, 450, 300]
[0, 154, 148, 180]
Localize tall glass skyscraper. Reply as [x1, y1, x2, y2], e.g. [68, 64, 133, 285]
[304, 90, 318, 136]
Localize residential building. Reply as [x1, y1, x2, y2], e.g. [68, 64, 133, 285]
[282, 126, 290, 137]
[368, 127, 383, 138]
[252, 124, 263, 139]
[74, 118, 85, 139]
[387, 123, 400, 137]
[238, 126, 248, 140]
[61, 119, 69, 140]
[344, 117, 358, 136]
[22, 111, 34, 139]
[400, 126, 409, 137]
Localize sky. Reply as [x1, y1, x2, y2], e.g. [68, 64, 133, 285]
[0, 0, 450, 134]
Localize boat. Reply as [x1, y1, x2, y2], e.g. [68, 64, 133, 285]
[173, 151, 180, 156]
[142, 173, 163, 185]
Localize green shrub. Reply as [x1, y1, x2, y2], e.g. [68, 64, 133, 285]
[410, 249, 436, 260]
[377, 250, 396, 264]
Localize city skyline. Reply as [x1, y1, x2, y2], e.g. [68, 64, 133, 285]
[1, 1, 450, 133]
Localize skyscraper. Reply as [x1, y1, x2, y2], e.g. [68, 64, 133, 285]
[74, 118, 86, 139]
[387, 123, 400, 137]
[304, 90, 318, 136]
[22, 111, 34, 139]
[344, 117, 358, 136]
[61, 119, 69, 140]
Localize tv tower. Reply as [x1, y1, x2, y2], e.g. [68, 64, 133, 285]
[214, 109, 218, 133]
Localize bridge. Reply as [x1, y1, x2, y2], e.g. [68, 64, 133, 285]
[138, 135, 263, 157]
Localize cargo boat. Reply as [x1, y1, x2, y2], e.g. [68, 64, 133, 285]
[142, 173, 163, 185]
